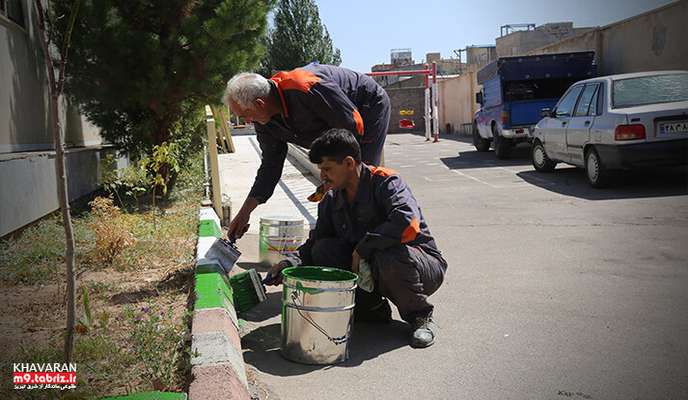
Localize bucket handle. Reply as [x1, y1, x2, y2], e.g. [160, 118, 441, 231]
[290, 291, 348, 345]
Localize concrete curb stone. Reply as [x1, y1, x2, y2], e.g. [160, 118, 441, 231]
[188, 207, 250, 400]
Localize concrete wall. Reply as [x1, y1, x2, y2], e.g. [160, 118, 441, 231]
[384, 75, 425, 89]
[438, 67, 480, 133]
[386, 87, 426, 134]
[1, 6, 48, 153]
[0, 148, 114, 236]
[526, 1, 688, 75]
[497, 22, 595, 57]
[526, 29, 601, 63]
[466, 46, 497, 67]
[1, 1, 108, 236]
[1, 2, 102, 153]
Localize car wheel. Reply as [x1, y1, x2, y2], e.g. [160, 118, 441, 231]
[492, 125, 511, 159]
[585, 147, 611, 188]
[531, 141, 556, 172]
[473, 122, 490, 152]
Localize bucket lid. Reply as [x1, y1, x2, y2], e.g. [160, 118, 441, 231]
[282, 266, 357, 282]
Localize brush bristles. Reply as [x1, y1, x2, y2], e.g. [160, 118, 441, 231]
[229, 269, 267, 313]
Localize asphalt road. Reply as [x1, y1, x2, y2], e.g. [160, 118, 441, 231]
[240, 133, 688, 400]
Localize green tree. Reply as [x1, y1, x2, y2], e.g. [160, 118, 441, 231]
[51, 0, 272, 156]
[261, 0, 341, 75]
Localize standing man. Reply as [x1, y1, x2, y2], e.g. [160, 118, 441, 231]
[223, 63, 390, 239]
[268, 129, 447, 348]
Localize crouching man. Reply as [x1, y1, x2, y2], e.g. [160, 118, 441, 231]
[267, 128, 447, 348]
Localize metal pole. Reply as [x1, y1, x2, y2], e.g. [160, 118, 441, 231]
[203, 141, 210, 200]
[431, 62, 439, 143]
[424, 88, 431, 141]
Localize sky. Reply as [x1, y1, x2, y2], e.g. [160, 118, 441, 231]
[313, 0, 674, 73]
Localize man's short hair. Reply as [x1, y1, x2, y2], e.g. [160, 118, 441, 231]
[223, 72, 271, 111]
[309, 129, 362, 164]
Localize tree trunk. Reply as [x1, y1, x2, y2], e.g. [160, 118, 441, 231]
[34, 0, 80, 363]
[50, 94, 77, 363]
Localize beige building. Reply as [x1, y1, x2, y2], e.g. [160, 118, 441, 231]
[438, 1, 688, 136]
[526, 1, 688, 75]
[465, 45, 497, 68]
[437, 65, 481, 135]
[1, 0, 110, 237]
[497, 22, 595, 57]
[371, 50, 464, 86]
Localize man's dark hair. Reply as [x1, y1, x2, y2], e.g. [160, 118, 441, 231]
[309, 128, 362, 164]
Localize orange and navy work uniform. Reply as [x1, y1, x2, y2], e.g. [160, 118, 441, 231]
[283, 164, 447, 321]
[249, 63, 390, 204]
[298, 164, 443, 262]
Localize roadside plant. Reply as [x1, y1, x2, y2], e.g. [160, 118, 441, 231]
[88, 197, 134, 266]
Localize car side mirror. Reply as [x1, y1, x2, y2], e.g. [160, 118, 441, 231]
[540, 107, 553, 118]
[475, 92, 483, 106]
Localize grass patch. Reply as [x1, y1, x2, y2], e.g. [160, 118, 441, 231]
[0, 215, 95, 286]
[0, 151, 204, 398]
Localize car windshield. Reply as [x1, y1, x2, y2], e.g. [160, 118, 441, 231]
[612, 73, 688, 108]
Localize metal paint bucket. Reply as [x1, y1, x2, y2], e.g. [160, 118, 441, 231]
[259, 216, 305, 265]
[280, 267, 358, 365]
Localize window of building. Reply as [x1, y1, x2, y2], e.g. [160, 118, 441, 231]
[1, 0, 25, 28]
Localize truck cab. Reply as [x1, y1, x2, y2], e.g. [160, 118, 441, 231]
[473, 51, 596, 159]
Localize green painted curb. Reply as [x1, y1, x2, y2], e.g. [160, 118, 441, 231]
[100, 391, 187, 400]
[198, 219, 222, 238]
[194, 271, 233, 311]
[195, 262, 225, 275]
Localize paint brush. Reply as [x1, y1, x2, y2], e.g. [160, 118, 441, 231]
[228, 269, 268, 314]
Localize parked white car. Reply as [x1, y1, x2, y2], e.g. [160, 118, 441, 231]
[531, 70, 688, 187]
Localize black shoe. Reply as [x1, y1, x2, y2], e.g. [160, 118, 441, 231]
[410, 316, 437, 348]
[354, 299, 392, 323]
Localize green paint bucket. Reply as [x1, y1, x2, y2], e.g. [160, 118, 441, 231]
[280, 266, 358, 364]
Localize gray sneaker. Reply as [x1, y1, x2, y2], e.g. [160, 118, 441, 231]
[410, 316, 437, 348]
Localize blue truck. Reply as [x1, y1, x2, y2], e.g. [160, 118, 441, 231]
[473, 51, 596, 158]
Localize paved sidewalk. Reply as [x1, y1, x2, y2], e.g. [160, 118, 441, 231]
[218, 130, 318, 236]
[220, 130, 428, 400]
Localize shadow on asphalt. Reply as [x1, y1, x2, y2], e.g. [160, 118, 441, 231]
[437, 142, 688, 200]
[242, 320, 409, 376]
[517, 166, 688, 200]
[388, 131, 474, 144]
[440, 145, 532, 170]
[433, 133, 474, 144]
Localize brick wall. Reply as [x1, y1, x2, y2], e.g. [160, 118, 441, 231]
[386, 87, 426, 134]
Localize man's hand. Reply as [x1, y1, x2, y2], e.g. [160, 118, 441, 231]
[227, 198, 258, 239]
[227, 209, 250, 239]
[351, 250, 361, 274]
[265, 262, 288, 286]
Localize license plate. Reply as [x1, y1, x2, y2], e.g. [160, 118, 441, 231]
[659, 120, 688, 135]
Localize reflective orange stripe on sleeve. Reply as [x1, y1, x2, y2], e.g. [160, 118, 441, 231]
[270, 69, 321, 118]
[401, 217, 421, 243]
[370, 166, 397, 176]
[352, 109, 364, 135]
[271, 69, 320, 92]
